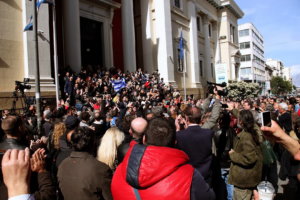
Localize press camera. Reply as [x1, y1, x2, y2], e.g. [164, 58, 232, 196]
[15, 78, 31, 92]
[207, 81, 228, 96]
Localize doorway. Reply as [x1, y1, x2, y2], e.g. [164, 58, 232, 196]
[80, 17, 104, 71]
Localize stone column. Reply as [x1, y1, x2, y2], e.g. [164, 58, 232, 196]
[140, 0, 153, 73]
[63, 0, 81, 73]
[22, 0, 54, 91]
[154, 0, 175, 83]
[122, 0, 136, 72]
[187, 1, 200, 85]
[203, 15, 212, 82]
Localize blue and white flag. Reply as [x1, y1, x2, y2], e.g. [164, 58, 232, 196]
[112, 78, 126, 92]
[24, 16, 33, 32]
[179, 31, 184, 60]
[37, 0, 54, 11]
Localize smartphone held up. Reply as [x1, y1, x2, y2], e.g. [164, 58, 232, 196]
[260, 111, 271, 127]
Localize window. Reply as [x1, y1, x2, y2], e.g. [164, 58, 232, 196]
[208, 24, 212, 37]
[174, 0, 181, 9]
[197, 16, 201, 32]
[230, 24, 235, 42]
[253, 55, 265, 66]
[211, 63, 214, 78]
[241, 54, 251, 62]
[252, 42, 264, 55]
[239, 42, 250, 49]
[252, 30, 263, 44]
[200, 60, 203, 76]
[239, 29, 249, 37]
[240, 67, 251, 75]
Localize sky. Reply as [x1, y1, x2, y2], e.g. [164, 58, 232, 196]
[235, 0, 300, 86]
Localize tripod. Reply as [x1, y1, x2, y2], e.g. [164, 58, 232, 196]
[11, 90, 31, 115]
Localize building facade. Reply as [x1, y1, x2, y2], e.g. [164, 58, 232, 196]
[115, 0, 243, 96]
[0, 0, 244, 104]
[238, 23, 266, 90]
[266, 59, 284, 77]
[283, 67, 292, 82]
[264, 64, 273, 95]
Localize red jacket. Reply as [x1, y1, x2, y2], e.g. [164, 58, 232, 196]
[111, 143, 194, 200]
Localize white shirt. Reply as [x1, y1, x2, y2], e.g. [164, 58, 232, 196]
[9, 194, 35, 200]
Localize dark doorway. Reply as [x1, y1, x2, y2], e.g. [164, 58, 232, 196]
[80, 17, 104, 71]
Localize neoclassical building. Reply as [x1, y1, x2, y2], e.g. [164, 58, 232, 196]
[0, 0, 243, 103]
[116, 0, 244, 96]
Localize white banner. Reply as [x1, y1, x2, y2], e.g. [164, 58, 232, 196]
[215, 63, 228, 84]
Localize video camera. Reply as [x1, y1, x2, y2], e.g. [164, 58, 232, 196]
[15, 78, 31, 92]
[207, 81, 228, 96]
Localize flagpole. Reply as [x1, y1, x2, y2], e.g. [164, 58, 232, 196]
[33, 0, 42, 136]
[52, 0, 60, 107]
[183, 48, 187, 102]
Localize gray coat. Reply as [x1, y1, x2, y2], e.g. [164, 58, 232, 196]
[201, 98, 222, 129]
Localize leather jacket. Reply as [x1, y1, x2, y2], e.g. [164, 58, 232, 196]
[0, 138, 27, 150]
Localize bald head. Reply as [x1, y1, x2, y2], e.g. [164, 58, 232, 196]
[130, 117, 148, 139]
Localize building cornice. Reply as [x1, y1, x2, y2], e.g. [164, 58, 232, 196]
[171, 7, 190, 22]
[96, 0, 121, 9]
[219, 0, 244, 18]
[206, 0, 220, 8]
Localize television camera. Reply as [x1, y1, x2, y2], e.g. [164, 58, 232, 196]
[207, 81, 228, 96]
[15, 78, 31, 93]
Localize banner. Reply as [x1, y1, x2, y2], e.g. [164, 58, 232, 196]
[215, 63, 228, 84]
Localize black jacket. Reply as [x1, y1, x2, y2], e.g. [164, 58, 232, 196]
[176, 126, 214, 182]
[278, 112, 292, 133]
[0, 138, 27, 150]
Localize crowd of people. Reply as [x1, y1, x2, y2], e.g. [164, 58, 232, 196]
[0, 67, 300, 200]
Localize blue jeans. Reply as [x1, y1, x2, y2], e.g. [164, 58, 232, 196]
[221, 168, 234, 200]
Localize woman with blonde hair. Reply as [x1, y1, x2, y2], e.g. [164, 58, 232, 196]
[97, 127, 125, 170]
[49, 122, 67, 151]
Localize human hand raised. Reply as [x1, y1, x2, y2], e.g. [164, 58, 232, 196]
[261, 120, 286, 143]
[261, 120, 300, 161]
[31, 148, 46, 173]
[1, 148, 30, 198]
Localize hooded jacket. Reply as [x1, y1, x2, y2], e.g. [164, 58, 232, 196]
[111, 142, 215, 200]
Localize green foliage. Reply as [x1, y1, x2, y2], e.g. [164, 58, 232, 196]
[270, 76, 293, 95]
[227, 81, 260, 101]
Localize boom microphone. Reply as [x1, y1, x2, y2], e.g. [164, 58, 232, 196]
[207, 81, 227, 87]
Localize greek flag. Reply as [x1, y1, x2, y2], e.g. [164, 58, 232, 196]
[112, 78, 126, 92]
[179, 31, 184, 60]
[24, 16, 33, 32]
